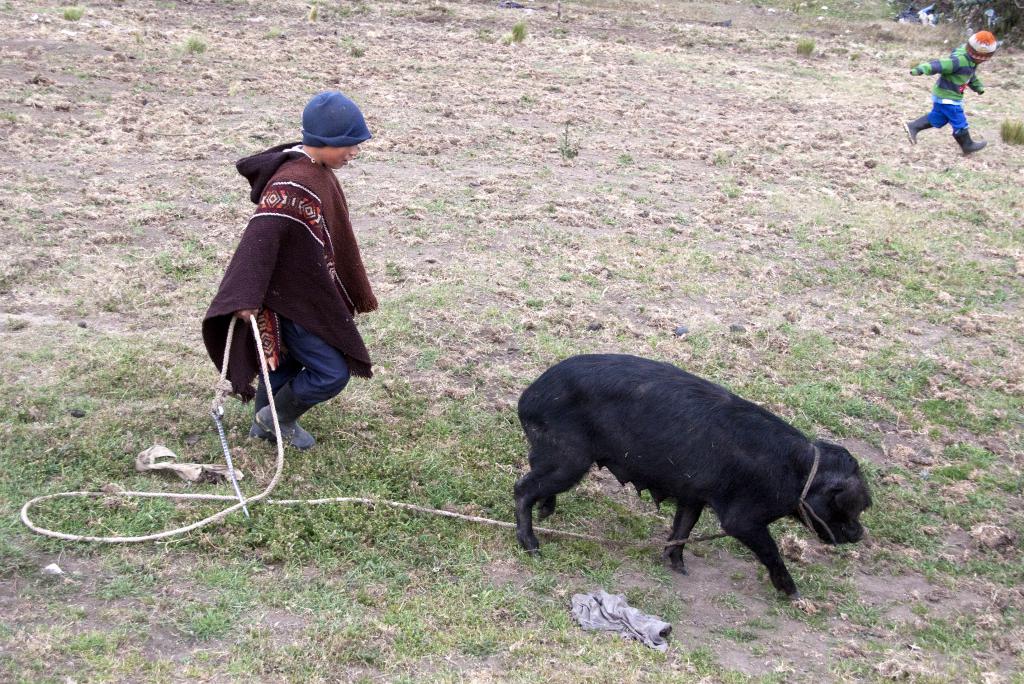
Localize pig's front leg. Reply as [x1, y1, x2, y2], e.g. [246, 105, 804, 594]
[726, 523, 799, 597]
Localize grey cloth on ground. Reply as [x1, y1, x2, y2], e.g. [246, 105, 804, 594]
[570, 590, 672, 652]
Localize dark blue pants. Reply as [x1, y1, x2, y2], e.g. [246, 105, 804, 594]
[265, 317, 350, 405]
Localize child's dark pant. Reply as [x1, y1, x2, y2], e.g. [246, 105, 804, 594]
[267, 317, 350, 404]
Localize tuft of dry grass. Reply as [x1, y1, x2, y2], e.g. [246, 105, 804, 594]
[797, 37, 815, 56]
[509, 20, 527, 44]
[1001, 119, 1024, 145]
[183, 35, 207, 54]
[558, 121, 579, 160]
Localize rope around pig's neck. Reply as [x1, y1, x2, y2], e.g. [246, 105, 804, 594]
[797, 445, 837, 544]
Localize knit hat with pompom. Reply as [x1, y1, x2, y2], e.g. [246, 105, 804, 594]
[967, 31, 998, 61]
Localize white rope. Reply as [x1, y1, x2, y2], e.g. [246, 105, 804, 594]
[19, 318, 829, 552]
[21, 316, 287, 543]
[18, 316, 612, 546]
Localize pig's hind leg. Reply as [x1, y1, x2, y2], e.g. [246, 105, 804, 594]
[513, 444, 591, 553]
[665, 501, 704, 574]
[537, 495, 557, 520]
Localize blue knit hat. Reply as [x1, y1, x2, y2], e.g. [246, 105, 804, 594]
[301, 91, 372, 147]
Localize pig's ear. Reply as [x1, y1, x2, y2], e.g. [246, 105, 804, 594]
[833, 476, 871, 512]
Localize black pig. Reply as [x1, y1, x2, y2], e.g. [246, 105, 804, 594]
[513, 354, 871, 596]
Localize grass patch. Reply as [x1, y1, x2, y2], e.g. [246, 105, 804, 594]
[508, 20, 527, 44]
[1000, 119, 1024, 145]
[559, 121, 579, 160]
[796, 38, 815, 57]
[757, 0, 895, 19]
[61, 5, 84, 20]
[180, 598, 240, 640]
[715, 626, 760, 643]
[154, 238, 218, 282]
[183, 35, 207, 55]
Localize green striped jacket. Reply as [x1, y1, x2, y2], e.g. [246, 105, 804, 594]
[912, 44, 985, 103]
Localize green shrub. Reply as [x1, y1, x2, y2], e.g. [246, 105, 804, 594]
[1001, 119, 1024, 145]
[796, 38, 815, 57]
[558, 122, 579, 160]
[62, 6, 84, 21]
[510, 21, 527, 43]
[184, 36, 207, 54]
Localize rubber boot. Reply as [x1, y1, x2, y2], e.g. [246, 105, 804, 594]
[953, 128, 986, 155]
[255, 382, 317, 450]
[903, 115, 932, 145]
[248, 381, 273, 441]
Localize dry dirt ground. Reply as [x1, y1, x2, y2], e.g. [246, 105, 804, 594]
[1, 0, 1023, 682]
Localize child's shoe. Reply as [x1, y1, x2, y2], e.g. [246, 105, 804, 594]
[255, 382, 316, 450]
[904, 115, 933, 145]
[248, 382, 273, 441]
[953, 128, 986, 155]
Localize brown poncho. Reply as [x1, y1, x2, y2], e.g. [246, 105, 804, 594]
[202, 143, 378, 399]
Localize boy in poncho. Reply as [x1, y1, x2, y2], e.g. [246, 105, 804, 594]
[203, 91, 378, 450]
[904, 31, 998, 155]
